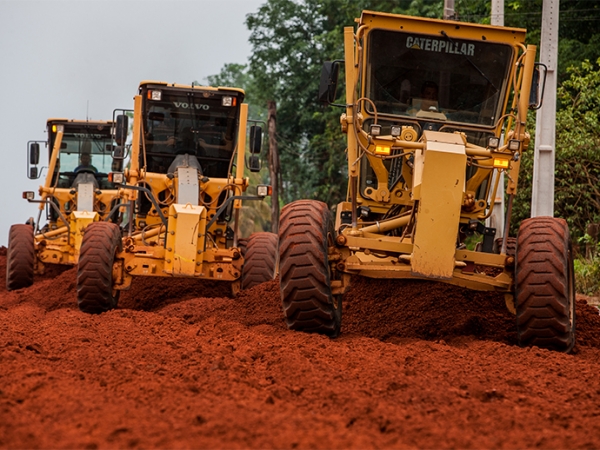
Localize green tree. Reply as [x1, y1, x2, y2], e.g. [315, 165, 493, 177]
[206, 63, 267, 122]
[511, 58, 600, 238]
[242, 0, 455, 207]
[504, 0, 600, 81]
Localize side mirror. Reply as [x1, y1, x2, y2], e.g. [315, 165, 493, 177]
[249, 126, 262, 154]
[29, 167, 38, 179]
[29, 142, 40, 165]
[112, 145, 125, 160]
[318, 61, 340, 104]
[116, 114, 129, 145]
[248, 155, 261, 173]
[112, 145, 127, 172]
[529, 63, 547, 110]
[112, 159, 123, 172]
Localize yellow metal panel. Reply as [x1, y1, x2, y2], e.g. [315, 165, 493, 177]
[165, 203, 206, 276]
[71, 211, 99, 261]
[411, 132, 466, 279]
[359, 10, 526, 44]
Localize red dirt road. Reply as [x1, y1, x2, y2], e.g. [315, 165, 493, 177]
[2, 246, 600, 449]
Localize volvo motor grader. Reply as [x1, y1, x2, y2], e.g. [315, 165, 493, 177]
[76, 81, 277, 313]
[6, 119, 122, 290]
[278, 11, 575, 352]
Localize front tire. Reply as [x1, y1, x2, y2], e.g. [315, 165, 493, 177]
[516, 217, 575, 352]
[278, 200, 341, 337]
[240, 232, 278, 290]
[6, 224, 35, 290]
[77, 222, 122, 314]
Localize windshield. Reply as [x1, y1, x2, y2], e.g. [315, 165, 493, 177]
[141, 86, 242, 177]
[48, 122, 115, 174]
[366, 29, 513, 127]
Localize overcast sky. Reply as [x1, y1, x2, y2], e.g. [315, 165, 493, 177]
[0, 0, 264, 246]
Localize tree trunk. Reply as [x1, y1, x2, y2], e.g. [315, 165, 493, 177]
[267, 100, 280, 234]
[586, 223, 599, 258]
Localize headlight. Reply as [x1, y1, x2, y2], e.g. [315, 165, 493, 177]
[508, 139, 521, 151]
[488, 136, 500, 149]
[257, 185, 272, 197]
[148, 90, 162, 101]
[370, 124, 381, 136]
[222, 96, 236, 107]
[109, 172, 125, 184]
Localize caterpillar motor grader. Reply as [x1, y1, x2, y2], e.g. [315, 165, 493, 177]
[6, 118, 122, 290]
[278, 11, 575, 352]
[76, 81, 278, 313]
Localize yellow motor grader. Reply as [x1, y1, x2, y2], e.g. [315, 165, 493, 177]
[76, 81, 278, 313]
[278, 11, 575, 352]
[6, 119, 122, 290]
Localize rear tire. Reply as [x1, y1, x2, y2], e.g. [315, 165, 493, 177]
[241, 232, 278, 290]
[77, 222, 122, 314]
[6, 224, 35, 290]
[278, 200, 341, 337]
[516, 217, 575, 352]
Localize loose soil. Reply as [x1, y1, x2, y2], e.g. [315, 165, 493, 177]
[2, 246, 600, 449]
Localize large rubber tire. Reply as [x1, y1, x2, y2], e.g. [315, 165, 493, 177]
[77, 222, 122, 314]
[278, 200, 341, 337]
[494, 236, 517, 257]
[516, 217, 575, 352]
[240, 232, 279, 290]
[237, 237, 249, 257]
[6, 224, 35, 290]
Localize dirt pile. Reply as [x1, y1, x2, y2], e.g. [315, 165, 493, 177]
[2, 248, 600, 449]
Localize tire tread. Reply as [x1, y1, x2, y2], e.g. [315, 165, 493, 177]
[6, 224, 35, 290]
[77, 222, 121, 314]
[516, 217, 575, 352]
[278, 200, 340, 336]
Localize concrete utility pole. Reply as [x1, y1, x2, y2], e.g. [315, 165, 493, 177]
[488, 0, 505, 239]
[531, 0, 559, 217]
[444, 0, 455, 19]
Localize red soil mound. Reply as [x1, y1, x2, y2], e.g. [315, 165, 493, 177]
[2, 248, 600, 449]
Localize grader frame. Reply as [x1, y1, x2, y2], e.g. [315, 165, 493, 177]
[278, 11, 575, 352]
[6, 118, 120, 290]
[76, 81, 278, 313]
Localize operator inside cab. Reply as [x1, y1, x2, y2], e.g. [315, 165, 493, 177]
[74, 142, 98, 174]
[72, 140, 100, 189]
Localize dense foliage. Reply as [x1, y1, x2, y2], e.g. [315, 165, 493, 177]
[512, 58, 600, 237]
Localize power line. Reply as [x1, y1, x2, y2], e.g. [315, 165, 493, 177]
[459, 8, 600, 20]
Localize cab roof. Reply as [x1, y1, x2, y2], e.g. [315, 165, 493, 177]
[138, 80, 245, 96]
[358, 10, 527, 45]
[46, 118, 114, 126]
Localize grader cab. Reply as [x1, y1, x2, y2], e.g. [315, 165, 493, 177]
[278, 11, 575, 352]
[76, 81, 278, 313]
[6, 119, 122, 290]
